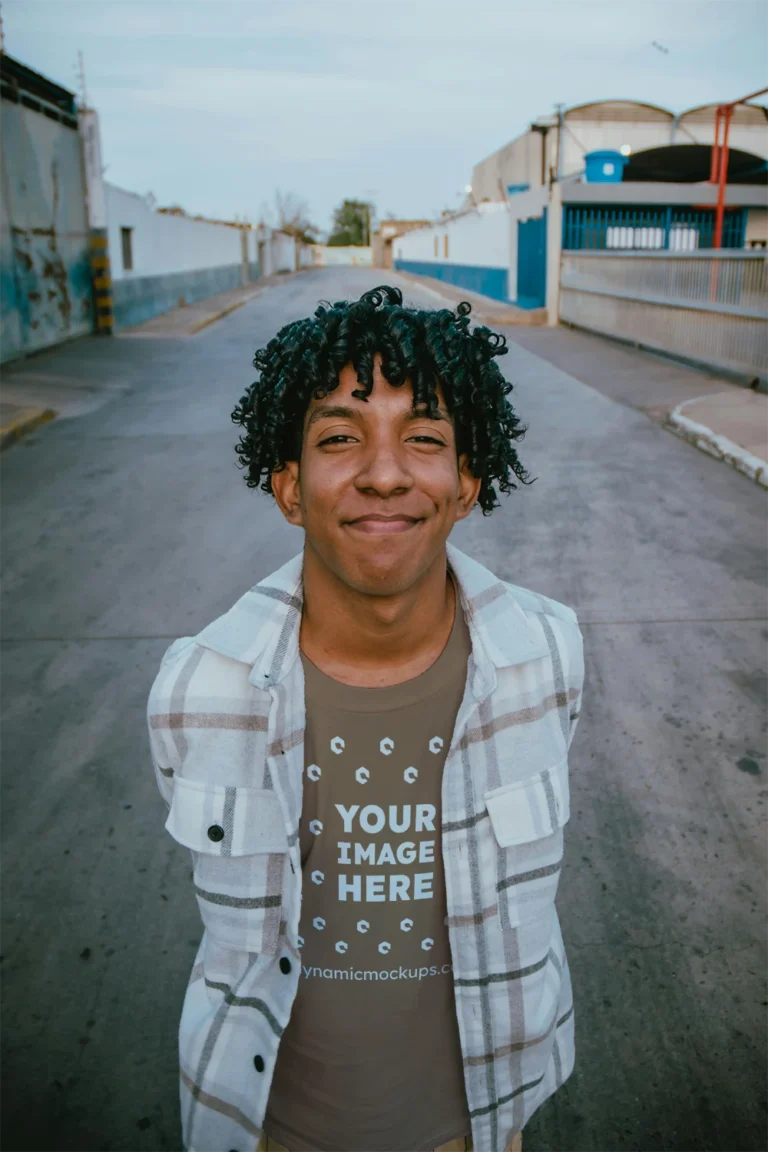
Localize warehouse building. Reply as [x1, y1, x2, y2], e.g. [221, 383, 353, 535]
[394, 98, 767, 315]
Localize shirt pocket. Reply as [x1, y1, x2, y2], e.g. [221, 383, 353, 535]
[165, 776, 289, 955]
[483, 757, 570, 931]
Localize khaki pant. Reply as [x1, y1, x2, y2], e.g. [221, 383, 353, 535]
[258, 1131, 523, 1152]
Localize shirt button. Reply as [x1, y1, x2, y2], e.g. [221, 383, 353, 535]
[253, 1054, 265, 1073]
[207, 824, 224, 842]
[279, 957, 291, 975]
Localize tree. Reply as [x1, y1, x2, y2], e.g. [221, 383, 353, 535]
[327, 199, 375, 247]
[264, 189, 320, 245]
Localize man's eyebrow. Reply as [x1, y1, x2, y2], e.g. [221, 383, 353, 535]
[405, 405, 453, 423]
[303, 403, 356, 426]
[307, 403, 452, 428]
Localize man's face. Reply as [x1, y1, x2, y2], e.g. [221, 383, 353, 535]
[272, 355, 481, 596]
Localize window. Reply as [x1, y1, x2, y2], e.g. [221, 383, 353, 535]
[434, 236, 438, 257]
[444, 234, 449, 259]
[121, 227, 133, 271]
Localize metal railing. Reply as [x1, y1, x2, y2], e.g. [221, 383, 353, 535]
[559, 250, 768, 378]
[562, 205, 746, 251]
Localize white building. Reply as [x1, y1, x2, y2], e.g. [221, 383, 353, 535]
[104, 184, 259, 329]
[394, 98, 768, 319]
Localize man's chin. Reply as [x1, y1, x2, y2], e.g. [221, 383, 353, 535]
[306, 523, 447, 595]
[335, 544, 436, 596]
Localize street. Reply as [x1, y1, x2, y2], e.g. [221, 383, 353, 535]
[1, 266, 766, 1152]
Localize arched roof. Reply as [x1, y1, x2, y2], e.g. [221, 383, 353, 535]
[679, 102, 768, 126]
[565, 99, 674, 123]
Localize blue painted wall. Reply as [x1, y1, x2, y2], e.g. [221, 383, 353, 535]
[393, 259, 509, 303]
[112, 263, 256, 330]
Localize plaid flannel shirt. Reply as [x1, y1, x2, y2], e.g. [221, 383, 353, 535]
[147, 541, 585, 1152]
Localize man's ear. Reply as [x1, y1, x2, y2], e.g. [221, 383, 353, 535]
[455, 453, 482, 522]
[271, 460, 304, 527]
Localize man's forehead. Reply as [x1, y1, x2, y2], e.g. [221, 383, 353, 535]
[311, 360, 446, 404]
[305, 379, 449, 425]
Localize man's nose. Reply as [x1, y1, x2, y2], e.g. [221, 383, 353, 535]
[354, 442, 414, 492]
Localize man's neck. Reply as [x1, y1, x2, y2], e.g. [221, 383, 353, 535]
[298, 546, 456, 689]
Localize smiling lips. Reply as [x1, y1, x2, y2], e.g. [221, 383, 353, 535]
[346, 515, 422, 534]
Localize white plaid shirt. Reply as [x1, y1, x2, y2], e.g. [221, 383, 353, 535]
[147, 541, 585, 1152]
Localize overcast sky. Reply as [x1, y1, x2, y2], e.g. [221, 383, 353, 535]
[5, 0, 767, 237]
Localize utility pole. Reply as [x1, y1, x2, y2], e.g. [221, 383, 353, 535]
[0, 3, 6, 53]
[362, 189, 377, 248]
[78, 50, 88, 110]
[554, 103, 564, 182]
[530, 123, 553, 188]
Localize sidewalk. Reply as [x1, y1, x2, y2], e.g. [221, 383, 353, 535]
[393, 269, 547, 326]
[0, 274, 301, 451]
[665, 389, 768, 487]
[119, 270, 312, 338]
[119, 280, 266, 337]
[507, 324, 768, 490]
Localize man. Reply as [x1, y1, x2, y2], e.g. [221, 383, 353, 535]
[148, 285, 584, 1152]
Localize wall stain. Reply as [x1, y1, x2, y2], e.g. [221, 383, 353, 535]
[12, 244, 33, 271]
[736, 757, 761, 777]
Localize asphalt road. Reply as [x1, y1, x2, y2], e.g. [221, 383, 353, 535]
[2, 267, 766, 1152]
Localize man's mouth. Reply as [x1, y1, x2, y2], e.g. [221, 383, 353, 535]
[345, 516, 423, 535]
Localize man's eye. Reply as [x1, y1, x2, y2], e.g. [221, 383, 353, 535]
[317, 435, 354, 445]
[313, 433, 444, 446]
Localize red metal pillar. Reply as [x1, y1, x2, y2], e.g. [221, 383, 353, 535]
[709, 106, 722, 183]
[713, 105, 733, 248]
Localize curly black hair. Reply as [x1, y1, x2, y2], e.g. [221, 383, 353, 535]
[231, 284, 536, 515]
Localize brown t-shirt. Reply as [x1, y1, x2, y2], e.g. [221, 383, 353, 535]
[264, 579, 473, 1152]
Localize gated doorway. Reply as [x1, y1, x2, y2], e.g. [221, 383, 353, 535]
[517, 208, 547, 309]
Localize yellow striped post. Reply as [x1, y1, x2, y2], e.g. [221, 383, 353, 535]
[89, 229, 113, 334]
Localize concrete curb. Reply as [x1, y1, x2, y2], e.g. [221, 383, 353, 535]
[187, 289, 263, 334]
[0, 406, 56, 452]
[665, 401, 768, 489]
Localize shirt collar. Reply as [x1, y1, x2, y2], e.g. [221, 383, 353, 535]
[194, 541, 550, 697]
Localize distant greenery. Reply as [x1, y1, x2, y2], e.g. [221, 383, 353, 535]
[327, 199, 375, 247]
